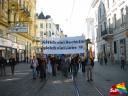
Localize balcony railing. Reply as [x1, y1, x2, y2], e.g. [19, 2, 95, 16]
[101, 28, 113, 36]
[101, 28, 113, 41]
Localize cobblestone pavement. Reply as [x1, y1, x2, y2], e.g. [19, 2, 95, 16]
[0, 62, 128, 96]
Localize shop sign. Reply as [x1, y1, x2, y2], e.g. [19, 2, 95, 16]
[10, 25, 28, 33]
[0, 38, 12, 47]
[18, 44, 25, 50]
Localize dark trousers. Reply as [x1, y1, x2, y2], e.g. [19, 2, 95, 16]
[40, 67, 46, 79]
[36, 66, 40, 76]
[82, 64, 85, 73]
[0, 65, 6, 76]
[72, 65, 78, 78]
[11, 65, 15, 75]
[52, 64, 56, 76]
[121, 60, 125, 70]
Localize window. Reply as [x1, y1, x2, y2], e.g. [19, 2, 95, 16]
[114, 41, 117, 54]
[40, 23, 43, 28]
[104, 22, 106, 30]
[101, 25, 102, 36]
[49, 31, 51, 37]
[49, 23, 51, 28]
[99, 8, 101, 18]
[121, 8, 124, 24]
[52, 32, 54, 35]
[40, 31, 43, 36]
[46, 23, 48, 28]
[113, 14, 116, 28]
[108, 18, 111, 28]
[44, 32, 46, 35]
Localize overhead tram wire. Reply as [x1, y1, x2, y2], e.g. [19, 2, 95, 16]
[69, 0, 76, 25]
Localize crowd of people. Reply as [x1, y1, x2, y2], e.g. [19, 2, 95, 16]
[30, 53, 94, 82]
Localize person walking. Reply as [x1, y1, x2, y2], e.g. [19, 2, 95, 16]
[61, 56, 70, 78]
[31, 56, 38, 79]
[81, 55, 86, 73]
[85, 52, 94, 82]
[50, 55, 56, 76]
[47, 56, 52, 75]
[0, 56, 7, 76]
[121, 54, 125, 70]
[9, 55, 16, 75]
[104, 56, 108, 65]
[39, 56, 47, 80]
[72, 54, 79, 80]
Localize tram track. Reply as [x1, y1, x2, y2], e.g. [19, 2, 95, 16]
[35, 76, 49, 96]
[73, 79, 81, 96]
[89, 82, 105, 96]
[73, 76, 105, 96]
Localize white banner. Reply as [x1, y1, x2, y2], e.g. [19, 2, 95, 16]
[42, 36, 86, 54]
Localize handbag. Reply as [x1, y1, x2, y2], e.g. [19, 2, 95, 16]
[30, 65, 33, 69]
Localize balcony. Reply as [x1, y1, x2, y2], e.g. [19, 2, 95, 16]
[101, 28, 113, 41]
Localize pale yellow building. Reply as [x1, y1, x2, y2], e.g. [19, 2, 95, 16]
[0, 0, 36, 62]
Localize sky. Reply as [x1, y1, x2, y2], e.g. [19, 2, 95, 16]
[36, 0, 92, 37]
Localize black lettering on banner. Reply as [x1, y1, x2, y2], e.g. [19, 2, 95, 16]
[66, 40, 68, 44]
[79, 45, 83, 49]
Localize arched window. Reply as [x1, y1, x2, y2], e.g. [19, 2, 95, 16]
[49, 31, 51, 37]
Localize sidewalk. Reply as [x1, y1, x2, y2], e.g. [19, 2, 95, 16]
[0, 62, 31, 79]
[93, 61, 128, 95]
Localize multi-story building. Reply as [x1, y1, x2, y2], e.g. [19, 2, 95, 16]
[35, 12, 64, 54]
[36, 12, 62, 38]
[0, 0, 36, 62]
[91, 0, 128, 64]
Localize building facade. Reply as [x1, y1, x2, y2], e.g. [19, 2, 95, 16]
[0, 0, 36, 63]
[35, 12, 64, 54]
[91, 0, 128, 64]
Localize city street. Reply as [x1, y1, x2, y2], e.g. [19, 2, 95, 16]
[0, 62, 128, 96]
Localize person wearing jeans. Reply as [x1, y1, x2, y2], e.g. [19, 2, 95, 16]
[31, 56, 38, 79]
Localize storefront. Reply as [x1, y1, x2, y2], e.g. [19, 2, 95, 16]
[17, 44, 25, 62]
[0, 37, 12, 60]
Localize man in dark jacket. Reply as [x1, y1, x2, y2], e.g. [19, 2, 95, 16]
[9, 55, 16, 75]
[0, 56, 7, 76]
